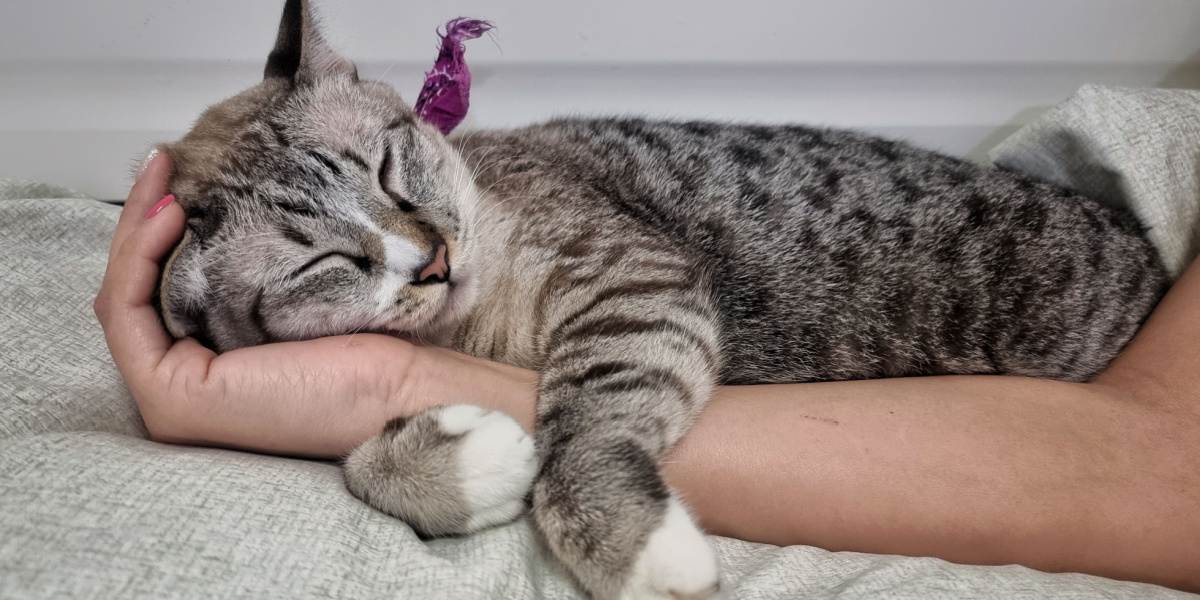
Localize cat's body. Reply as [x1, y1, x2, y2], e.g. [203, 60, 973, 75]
[445, 118, 1163, 383]
[158, 2, 1168, 598]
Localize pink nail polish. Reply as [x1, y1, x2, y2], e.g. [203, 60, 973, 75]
[145, 194, 175, 219]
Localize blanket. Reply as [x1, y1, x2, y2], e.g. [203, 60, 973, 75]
[0, 184, 1193, 598]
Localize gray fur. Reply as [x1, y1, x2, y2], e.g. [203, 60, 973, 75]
[158, 2, 1168, 598]
[343, 413, 473, 537]
[344, 404, 536, 538]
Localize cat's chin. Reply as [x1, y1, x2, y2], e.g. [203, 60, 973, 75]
[430, 271, 479, 331]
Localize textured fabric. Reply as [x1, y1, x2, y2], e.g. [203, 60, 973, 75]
[990, 84, 1200, 277]
[0, 178, 90, 201]
[0, 194, 145, 442]
[1, 432, 1192, 600]
[1, 191, 1196, 598]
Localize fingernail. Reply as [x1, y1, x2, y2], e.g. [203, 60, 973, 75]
[137, 147, 160, 182]
[145, 194, 175, 219]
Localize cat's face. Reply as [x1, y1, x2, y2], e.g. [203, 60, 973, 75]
[160, 0, 483, 351]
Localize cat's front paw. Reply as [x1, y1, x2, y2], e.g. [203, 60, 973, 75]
[344, 404, 535, 536]
[438, 404, 538, 532]
[618, 498, 721, 600]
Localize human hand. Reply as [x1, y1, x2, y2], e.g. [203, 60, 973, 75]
[93, 150, 536, 458]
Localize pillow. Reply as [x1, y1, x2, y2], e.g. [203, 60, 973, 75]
[990, 84, 1200, 278]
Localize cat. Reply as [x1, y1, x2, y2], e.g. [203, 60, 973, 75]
[156, 1, 1168, 598]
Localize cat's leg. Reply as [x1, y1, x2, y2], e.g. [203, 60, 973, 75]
[343, 404, 536, 536]
[533, 257, 722, 599]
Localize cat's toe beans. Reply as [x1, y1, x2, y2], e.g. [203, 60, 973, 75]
[435, 405, 537, 532]
[619, 497, 721, 600]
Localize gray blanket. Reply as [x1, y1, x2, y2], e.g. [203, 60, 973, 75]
[0, 190, 1193, 599]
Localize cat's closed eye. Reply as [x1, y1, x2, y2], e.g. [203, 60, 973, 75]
[291, 252, 372, 278]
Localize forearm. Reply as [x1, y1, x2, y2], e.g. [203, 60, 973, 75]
[116, 146, 1199, 590]
[190, 335, 1197, 589]
[153, 336, 537, 459]
[664, 376, 1200, 591]
[157, 262, 1200, 592]
[401, 344, 1197, 589]
[161, 340, 1199, 591]
[670, 259, 1200, 590]
[150, 336, 409, 458]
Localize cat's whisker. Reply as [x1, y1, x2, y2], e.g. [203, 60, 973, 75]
[474, 171, 522, 200]
[460, 145, 502, 186]
[377, 60, 401, 86]
[341, 322, 370, 347]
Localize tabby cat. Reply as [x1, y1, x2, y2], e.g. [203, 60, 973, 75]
[157, 1, 1168, 598]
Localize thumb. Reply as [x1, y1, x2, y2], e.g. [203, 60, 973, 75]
[98, 193, 187, 379]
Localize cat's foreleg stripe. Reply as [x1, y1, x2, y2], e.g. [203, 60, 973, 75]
[555, 316, 720, 371]
[549, 278, 697, 340]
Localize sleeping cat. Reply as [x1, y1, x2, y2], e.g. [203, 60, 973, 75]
[156, 1, 1168, 598]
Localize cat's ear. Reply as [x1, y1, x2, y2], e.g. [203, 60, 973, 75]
[264, 0, 357, 85]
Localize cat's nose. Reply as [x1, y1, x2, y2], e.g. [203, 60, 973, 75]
[412, 240, 449, 285]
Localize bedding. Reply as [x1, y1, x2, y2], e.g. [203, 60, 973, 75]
[3, 83, 1199, 598]
[991, 84, 1200, 278]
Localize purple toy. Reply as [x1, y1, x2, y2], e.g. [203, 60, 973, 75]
[413, 18, 493, 135]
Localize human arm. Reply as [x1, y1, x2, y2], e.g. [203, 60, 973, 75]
[667, 370, 1200, 590]
[667, 261, 1200, 590]
[98, 153, 1200, 591]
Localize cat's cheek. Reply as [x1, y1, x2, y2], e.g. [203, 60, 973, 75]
[374, 271, 410, 314]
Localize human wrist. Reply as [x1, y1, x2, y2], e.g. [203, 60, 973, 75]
[404, 345, 539, 431]
[479, 357, 539, 431]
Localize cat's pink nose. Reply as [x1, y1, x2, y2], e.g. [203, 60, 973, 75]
[414, 241, 449, 285]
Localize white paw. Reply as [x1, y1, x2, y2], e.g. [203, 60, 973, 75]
[619, 497, 721, 600]
[436, 405, 537, 532]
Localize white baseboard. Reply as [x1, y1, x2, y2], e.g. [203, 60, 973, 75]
[3, 60, 1197, 199]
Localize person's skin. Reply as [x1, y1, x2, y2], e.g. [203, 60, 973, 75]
[97, 152, 1200, 591]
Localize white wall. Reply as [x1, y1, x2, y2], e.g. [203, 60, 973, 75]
[3, 0, 1200, 198]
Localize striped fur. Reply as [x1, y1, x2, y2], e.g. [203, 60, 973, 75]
[158, 2, 1169, 598]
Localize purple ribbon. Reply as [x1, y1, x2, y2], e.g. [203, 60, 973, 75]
[413, 18, 493, 135]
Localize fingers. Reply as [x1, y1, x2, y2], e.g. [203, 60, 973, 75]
[96, 188, 188, 381]
[108, 148, 174, 264]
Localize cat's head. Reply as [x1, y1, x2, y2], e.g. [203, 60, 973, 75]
[160, 0, 482, 352]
